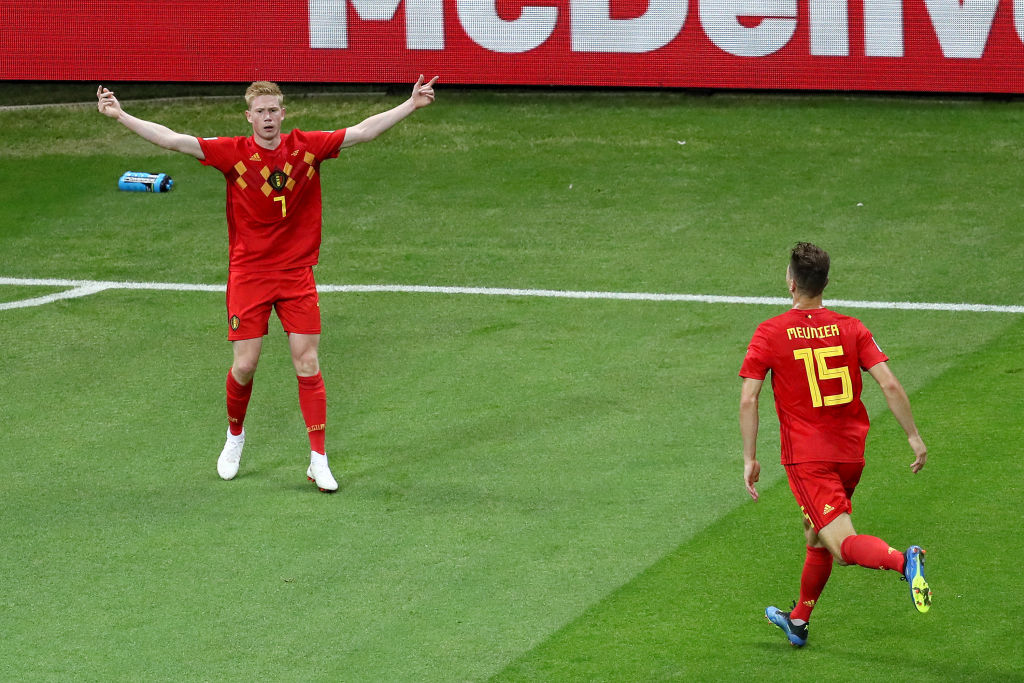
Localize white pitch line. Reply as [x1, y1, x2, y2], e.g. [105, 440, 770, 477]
[1, 277, 1022, 314]
[317, 283, 792, 306]
[0, 283, 113, 311]
[0, 277, 225, 292]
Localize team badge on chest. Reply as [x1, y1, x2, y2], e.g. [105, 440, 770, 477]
[268, 169, 288, 191]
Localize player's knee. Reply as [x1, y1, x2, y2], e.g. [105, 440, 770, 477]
[232, 358, 259, 383]
[824, 534, 851, 564]
[292, 351, 319, 376]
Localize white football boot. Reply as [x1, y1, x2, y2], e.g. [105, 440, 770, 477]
[217, 428, 245, 480]
[306, 451, 338, 492]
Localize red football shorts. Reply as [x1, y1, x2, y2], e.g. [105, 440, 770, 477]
[226, 267, 321, 340]
[784, 460, 864, 531]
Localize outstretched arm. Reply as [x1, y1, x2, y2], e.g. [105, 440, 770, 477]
[340, 75, 438, 148]
[97, 86, 204, 160]
[867, 361, 927, 473]
[740, 377, 764, 500]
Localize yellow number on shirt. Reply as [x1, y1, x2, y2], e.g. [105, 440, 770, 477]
[274, 196, 287, 217]
[793, 346, 854, 408]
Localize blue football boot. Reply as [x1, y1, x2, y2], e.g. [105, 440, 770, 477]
[903, 545, 932, 613]
[765, 605, 808, 647]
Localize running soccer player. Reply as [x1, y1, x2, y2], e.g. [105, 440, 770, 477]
[97, 77, 439, 492]
[739, 242, 931, 647]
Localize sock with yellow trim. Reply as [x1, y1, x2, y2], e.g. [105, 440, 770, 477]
[226, 369, 253, 437]
[791, 546, 833, 622]
[297, 372, 326, 455]
[840, 534, 905, 572]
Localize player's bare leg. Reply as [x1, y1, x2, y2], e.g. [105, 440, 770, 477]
[231, 337, 264, 384]
[288, 332, 319, 378]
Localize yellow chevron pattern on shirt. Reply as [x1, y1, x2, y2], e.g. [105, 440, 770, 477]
[230, 148, 317, 195]
[233, 161, 247, 189]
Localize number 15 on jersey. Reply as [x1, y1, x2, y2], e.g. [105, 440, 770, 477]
[793, 345, 853, 408]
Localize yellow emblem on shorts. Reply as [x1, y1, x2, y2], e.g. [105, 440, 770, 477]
[823, 503, 835, 516]
[230, 315, 240, 331]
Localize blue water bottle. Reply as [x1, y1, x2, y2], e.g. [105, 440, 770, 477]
[118, 171, 174, 193]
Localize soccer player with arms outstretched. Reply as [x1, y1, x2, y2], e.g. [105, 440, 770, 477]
[739, 242, 932, 647]
[97, 77, 439, 491]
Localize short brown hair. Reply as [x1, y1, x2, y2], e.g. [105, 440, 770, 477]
[789, 242, 830, 296]
[245, 81, 284, 109]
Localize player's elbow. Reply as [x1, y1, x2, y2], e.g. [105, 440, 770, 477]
[878, 378, 910, 407]
[877, 375, 903, 396]
[164, 136, 201, 158]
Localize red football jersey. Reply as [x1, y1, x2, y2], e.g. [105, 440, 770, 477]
[740, 307, 889, 464]
[198, 128, 347, 272]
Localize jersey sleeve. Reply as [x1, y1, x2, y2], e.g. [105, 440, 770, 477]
[197, 136, 238, 173]
[739, 324, 772, 380]
[303, 129, 348, 161]
[855, 320, 889, 369]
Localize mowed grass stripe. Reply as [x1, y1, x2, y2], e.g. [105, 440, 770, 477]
[0, 291, 766, 680]
[492, 315, 1024, 682]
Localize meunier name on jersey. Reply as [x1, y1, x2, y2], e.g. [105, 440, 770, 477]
[786, 323, 841, 341]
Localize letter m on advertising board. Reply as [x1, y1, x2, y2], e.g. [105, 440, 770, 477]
[310, 0, 444, 49]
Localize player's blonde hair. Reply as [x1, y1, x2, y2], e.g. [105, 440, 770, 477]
[245, 81, 284, 109]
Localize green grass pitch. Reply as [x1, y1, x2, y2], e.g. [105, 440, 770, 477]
[1, 86, 1022, 681]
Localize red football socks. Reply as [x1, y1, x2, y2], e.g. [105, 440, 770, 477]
[297, 372, 327, 455]
[225, 369, 253, 436]
[791, 546, 833, 622]
[840, 534, 905, 572]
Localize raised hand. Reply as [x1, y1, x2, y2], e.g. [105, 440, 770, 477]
[410, 75, 439, 109]
[97, 85, 122, 118]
